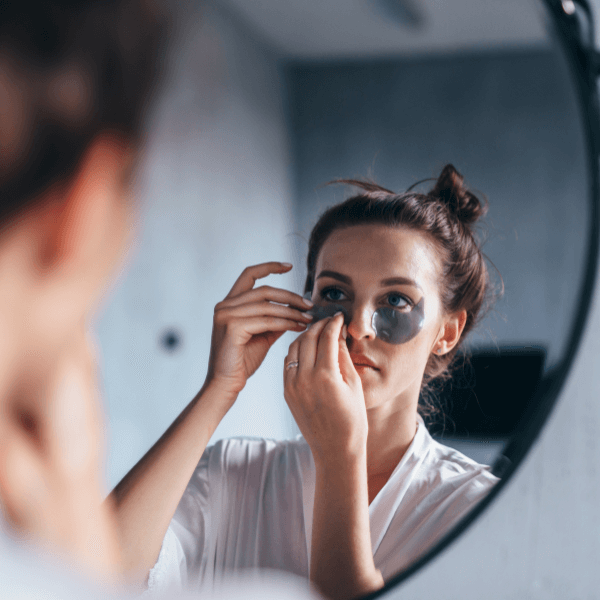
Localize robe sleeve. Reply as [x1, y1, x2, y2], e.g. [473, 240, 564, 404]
[144, 445, 213, 595]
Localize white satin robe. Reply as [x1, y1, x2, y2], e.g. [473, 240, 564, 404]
[146, 418, 498, 596]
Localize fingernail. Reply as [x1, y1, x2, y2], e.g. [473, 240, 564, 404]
[334, 311, 343, 318]
[303, 313, 314, 320]
[281, 262, 293, 269]
[302, 297, 314, 307]
[342, 324, 347, 339]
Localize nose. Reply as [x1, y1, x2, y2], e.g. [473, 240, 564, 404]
[346, 304, 376, 341]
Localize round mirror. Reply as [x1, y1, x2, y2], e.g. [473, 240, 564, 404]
[98, 0, 599, 595]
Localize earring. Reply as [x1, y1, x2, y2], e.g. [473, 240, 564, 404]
[436, 348, 443, 355]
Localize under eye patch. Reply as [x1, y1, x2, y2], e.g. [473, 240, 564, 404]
[371, 297, 424, 344]
[305, 294, 425, 345]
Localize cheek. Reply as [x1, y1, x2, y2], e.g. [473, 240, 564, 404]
[389, 342, 427, 373]
[382, 326, 439, 379]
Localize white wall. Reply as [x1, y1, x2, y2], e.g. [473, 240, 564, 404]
[96, 4, 299, 489]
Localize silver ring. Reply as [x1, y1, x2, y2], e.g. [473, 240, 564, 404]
[285, 361, 299, 370]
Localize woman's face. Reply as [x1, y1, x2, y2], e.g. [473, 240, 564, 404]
[311, 224, 447, 411]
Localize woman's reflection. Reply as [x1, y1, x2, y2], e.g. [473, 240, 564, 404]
[112, 164, 499, 598]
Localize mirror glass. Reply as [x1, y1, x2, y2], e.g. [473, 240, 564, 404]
[97, 0, 590, 591]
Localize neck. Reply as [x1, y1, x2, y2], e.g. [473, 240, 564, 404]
[365, 386, 420, 479]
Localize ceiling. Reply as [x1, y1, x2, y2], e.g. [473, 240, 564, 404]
[213, 0, 551, 60]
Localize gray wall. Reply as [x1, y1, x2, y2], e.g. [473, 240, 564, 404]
[287, 50, 589, 369]
[97, 5, 299, 489]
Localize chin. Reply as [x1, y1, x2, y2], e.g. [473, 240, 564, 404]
[360, 383, 382, 409]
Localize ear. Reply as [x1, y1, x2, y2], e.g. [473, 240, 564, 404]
[434, 309, 467, 356]
[37, 132, 135, 274]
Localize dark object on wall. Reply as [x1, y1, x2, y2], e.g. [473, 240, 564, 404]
[160, 329, 182, 353]
[431, 347, 546, 438]
[370, 0, 427, 29]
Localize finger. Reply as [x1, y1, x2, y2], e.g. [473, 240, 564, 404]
[285, 316, 327, 368]
[220, 286, 313, 311]
[338, 334, 359, 384]
[266, 330, 287, 345]
[215, 301, 313, 324]
[315, 312, 344, 372]
[297, 316, 331, 375]
[283, 359, 299, 383]
[226, 262, 292, 299]
[285, 338, 301, 366]
[283, 337, 302, 380]
[231, 316, 308, 339]
[284, 337, 301, 378]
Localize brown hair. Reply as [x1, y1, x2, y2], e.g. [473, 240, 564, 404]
[0, 0, 168, 224]
[304, 164, 495, 421]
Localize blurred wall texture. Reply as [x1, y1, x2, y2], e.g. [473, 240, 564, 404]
[97, 5, 298, 488]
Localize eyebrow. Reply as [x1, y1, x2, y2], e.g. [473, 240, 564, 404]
[381, 276, 423, 292]
[317, 270, 422, 291]
[317, 270, 352, 285]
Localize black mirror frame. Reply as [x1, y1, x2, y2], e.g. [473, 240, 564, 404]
[362, 1, 600, 597]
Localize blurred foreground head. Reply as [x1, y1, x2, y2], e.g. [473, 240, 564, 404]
[1, 0, 166, 222]
[0, 0, 169, 330]
[0, 0, 169, 583]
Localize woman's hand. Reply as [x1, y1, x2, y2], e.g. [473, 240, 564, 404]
[284, 312, 368, 464]
[285, 314, 383, 600]
[205, 262, 314, 397]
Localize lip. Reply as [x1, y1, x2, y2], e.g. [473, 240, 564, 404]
[349, 353, 379, 370]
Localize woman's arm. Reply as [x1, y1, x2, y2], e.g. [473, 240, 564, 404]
[110, 380, 236, 587]
[110, 262, 313, 587]
[284, 315, 384, 600]
[312, 452, 384, 600]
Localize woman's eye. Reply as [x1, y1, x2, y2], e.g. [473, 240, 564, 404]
[387, 293, 410, 309]
[322, 288, 346, 302]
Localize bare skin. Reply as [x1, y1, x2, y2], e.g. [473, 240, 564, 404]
[112, 225, 467, 599]
[0, 133, 135, 583]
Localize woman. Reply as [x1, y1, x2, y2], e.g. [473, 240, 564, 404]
[0, 0, 167, 588]
[112, 165, 499, 599]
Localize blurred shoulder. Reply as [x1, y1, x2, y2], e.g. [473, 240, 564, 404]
[0, 533, 125, 600]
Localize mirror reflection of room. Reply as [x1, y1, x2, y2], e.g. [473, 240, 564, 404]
[99, 0, 589, 596]
[112, 164, 500, 597]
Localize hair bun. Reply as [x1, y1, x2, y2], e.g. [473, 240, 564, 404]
[430, 164, 486, 225]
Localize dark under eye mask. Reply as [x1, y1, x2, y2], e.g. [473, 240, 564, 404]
[305, 296, 425, 345]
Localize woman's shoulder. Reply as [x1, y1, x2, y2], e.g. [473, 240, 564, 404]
[420, 430, 500, 490]
[0, 534, 123, 600]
